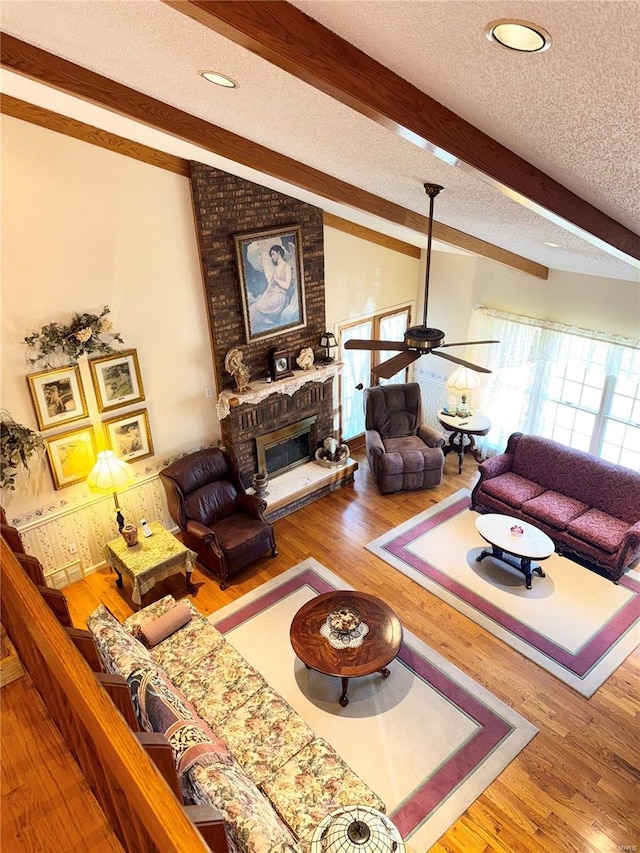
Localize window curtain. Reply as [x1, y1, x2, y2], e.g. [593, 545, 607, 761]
[467, 305, 640, 456]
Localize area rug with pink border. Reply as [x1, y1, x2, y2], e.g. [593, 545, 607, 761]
[366, 490, 640, 697]
[209, 559, 537, 851]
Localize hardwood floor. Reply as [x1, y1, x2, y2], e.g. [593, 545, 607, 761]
[2, 449, 639, 852]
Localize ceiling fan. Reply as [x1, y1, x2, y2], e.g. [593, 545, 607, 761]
[344, 184, 499, 380]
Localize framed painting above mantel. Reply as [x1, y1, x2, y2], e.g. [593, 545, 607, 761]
[234, 225, 306, 343]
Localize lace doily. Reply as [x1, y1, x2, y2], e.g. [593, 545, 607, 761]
[320, 607, 370, 650]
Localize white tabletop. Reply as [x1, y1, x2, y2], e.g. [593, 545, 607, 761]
[475, 513, 554, 559]
[438, 411, 491, 433]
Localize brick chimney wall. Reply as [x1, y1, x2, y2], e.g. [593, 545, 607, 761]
[189, 163, 334, 484]
[189, 162, 326, 391]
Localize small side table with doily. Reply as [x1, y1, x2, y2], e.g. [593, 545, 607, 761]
[437, 410, 491, 474]
[105, 522, 197, 608]
[290, 590, 403, 707]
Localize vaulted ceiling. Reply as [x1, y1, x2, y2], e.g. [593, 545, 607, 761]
[1, 0, 639, 283]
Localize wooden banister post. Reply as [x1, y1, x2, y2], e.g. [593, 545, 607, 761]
[135, 732, 183, 802]
[96, 673, 142, 732]
[65, 627, 103, 672]
[36, 585, 73, 627]
[183, 805, 230, 853]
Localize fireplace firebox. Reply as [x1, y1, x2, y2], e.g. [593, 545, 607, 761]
[256, 416, 317, 478]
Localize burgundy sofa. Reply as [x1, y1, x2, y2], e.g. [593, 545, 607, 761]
[471, 432, 640, 582]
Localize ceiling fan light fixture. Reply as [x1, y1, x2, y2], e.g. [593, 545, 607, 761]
[486, 19, 551, 53]
[200, 70, 237, 88]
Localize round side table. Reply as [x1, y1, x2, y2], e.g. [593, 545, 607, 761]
[437, 411, 491, 474]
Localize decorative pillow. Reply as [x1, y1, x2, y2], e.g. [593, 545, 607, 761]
[86, 604, 155, 678]
[139, 602, 192, 648]
[124, 594, 178, 636]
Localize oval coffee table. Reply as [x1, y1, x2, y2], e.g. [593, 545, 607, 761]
[475, 514, 554, 589]
[290, 590, 403, 707]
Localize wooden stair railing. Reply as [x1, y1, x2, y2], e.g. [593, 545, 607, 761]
[1, 538, 227, 852]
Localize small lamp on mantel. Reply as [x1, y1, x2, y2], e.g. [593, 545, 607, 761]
[311, 805, 405, 853]
[87, 450, 135, 532]
[319, 331, 338, 365]
[446, 366, 480, 418]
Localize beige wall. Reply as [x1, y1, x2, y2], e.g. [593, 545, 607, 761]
[1, 115, 217, 520]
[323, 226, 421, 329]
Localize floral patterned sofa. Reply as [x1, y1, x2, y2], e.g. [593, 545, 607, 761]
[471, 432, 640, 582]
[87, 596, 384, 853]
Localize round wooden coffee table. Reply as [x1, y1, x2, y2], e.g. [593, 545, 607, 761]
[290, 590, 403, 707]
[475, 513, 555, 589]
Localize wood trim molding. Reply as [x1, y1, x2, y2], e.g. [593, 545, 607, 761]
[165, 0, 639, 264]
[0, 36, 547, 278]
[1, 94, 189, 176]
[323, 213, 420, 259]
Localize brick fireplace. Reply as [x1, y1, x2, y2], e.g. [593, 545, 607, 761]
[219, 370, 336, 487]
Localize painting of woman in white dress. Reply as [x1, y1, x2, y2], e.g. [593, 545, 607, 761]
[234, 226, 306, 342]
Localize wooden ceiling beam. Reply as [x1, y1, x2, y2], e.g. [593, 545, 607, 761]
[0, 34, 546, 278]
[165, 0, 640, 264]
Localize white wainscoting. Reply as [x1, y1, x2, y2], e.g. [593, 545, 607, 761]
[15, 474, 175, 589]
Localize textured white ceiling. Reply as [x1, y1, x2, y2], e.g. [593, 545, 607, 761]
[1, 0, 639, 283]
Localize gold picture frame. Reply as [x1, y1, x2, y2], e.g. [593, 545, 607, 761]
[103, 408, 154, 463]
[89, 349, 145, 412]
[27, 365, 89, 431]
[44, 425, 97, 489]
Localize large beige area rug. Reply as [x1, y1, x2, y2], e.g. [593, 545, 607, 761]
[367, 490, 640, 698]
[209, 559, 537, 851]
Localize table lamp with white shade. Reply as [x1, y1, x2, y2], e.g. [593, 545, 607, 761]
[445, 366, 480, 417]
[87, 450, 135, 532]
[311, 805, 405, 853]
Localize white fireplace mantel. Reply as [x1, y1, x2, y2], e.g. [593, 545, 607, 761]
[216, 361, 342, 420]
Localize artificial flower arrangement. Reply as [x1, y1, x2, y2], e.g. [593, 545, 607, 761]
[24, 306, 124, 367]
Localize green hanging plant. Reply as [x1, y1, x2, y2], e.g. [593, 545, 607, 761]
[1, 411, 45, 491]
[24, 305, 124, 368]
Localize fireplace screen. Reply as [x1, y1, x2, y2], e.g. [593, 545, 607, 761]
[256, 416, 317, 478]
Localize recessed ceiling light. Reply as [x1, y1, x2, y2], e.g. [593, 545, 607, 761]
[543, 241, 562, 248]
[200, 71, 237, 88]
[486, 19, 551, 53]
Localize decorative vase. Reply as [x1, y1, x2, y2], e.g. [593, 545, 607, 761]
[252, 470, 269, 498]
[121, 524, 139, 547]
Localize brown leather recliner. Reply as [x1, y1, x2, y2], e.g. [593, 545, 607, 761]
[364, 383, 445, 494]
[159, 448, 277, 590]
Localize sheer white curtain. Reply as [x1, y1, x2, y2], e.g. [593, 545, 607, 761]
[467, 305, 640, 459]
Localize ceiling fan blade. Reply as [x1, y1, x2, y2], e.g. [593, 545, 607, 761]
[372, 350, 421, 379]
[344, 339, 407, 351]
[438, 339, 500, 348]
[432, 350, 492, 373]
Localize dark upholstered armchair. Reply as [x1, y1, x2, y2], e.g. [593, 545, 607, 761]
[364, 383, 445, 494]
[159, 448, 277, 590]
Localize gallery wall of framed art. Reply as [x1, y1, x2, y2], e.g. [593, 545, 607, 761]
[24, 343, 154, 489]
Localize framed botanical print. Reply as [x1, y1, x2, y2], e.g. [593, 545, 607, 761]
[27, 365, 89, 430]
[45, 425, 97, 489]
[234, 225, 306, 342]
[103, 408, 154, 462]
[89, 349, 145, 412]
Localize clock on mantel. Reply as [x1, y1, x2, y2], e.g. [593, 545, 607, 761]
[268, 348, 294, 381]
